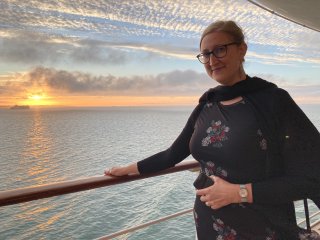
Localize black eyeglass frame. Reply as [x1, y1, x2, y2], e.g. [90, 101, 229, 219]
[196, 42, 240, 64]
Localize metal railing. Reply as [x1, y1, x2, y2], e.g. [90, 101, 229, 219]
[298, 211, 320, 226]
[298, 210, 320, 234]
[97, 208, 194, 240]
[1, 159, 319, 238]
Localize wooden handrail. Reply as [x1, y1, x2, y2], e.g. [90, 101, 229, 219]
[0, 160, 199, 207]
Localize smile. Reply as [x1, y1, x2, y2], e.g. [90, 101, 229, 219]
[212, 66, 225, 72]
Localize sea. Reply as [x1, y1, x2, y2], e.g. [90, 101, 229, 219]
[0, 104, 319, 240]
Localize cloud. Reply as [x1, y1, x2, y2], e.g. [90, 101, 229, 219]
[69, 43, 130, 64]
[0, 33, 60, 63]
[246, 50, 320, 65]
[0, 66, 213, 96]
[0, 32, 134, 65]
[1, 0, 319, 68]
[1, 67, 319, 105]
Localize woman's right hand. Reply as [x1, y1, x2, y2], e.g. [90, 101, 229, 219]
[104, 166, 129, 176]
[104, 163, 139, 177]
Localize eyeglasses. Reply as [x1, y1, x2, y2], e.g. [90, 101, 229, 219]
[196, 42, 239, 64]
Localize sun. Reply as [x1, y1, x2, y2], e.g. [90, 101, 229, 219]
[30, 94, 43, 101]
[27, 94, 45, 105]
[18, 92, 56, 106]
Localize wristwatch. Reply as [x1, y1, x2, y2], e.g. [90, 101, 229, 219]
[239, 184, 248, 203]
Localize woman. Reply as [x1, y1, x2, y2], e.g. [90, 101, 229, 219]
[105, 20, 320, 239]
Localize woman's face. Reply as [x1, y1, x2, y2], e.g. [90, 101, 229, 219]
[200, 31, 247, 86]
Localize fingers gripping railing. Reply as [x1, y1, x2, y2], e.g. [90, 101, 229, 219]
[0, 160, 200, 207]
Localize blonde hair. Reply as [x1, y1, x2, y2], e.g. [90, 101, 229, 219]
[200, 20, 245, 49]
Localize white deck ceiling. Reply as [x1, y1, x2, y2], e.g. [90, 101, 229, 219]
[249, 0, 320, 32]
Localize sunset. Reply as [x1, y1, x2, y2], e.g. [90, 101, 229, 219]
[0, 0, 319, 107]
[1, 1, 320, 239]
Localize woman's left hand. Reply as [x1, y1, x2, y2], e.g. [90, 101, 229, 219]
[196, 176, 240, 209]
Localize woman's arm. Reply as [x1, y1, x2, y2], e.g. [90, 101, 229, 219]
[104, 103, 204, 176]
[252, 89, 320, 204]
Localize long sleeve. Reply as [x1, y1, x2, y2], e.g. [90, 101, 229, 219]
[137, 103, 204, 174]
[252, 89, 320, 204]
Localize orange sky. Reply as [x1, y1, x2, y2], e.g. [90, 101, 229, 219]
[1, 94, 199, 107]
[55, 96, 198, 107]
[2, 93, 319, 108]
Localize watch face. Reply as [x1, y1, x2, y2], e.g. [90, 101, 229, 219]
[239, 188, 248, 197]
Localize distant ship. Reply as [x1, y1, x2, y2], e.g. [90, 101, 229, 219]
[10, 105, 30, 110]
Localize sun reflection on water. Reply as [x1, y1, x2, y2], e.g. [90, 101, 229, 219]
[16, 109, 59, 232]
[21, 109, 53, 185]
[13, 109, 86, 236]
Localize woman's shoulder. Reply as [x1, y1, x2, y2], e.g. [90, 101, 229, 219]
[249, 76, 292, 101]
[264, 86, 294, 105]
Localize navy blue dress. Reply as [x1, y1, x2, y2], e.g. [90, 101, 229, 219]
[190, 100, 276, 239]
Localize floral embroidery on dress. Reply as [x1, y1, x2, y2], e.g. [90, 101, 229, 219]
[257, 129, 267, 150]
[212, 215, 237, 240]
[202, 161, 228, 179]
[202, 120, 230, 148]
